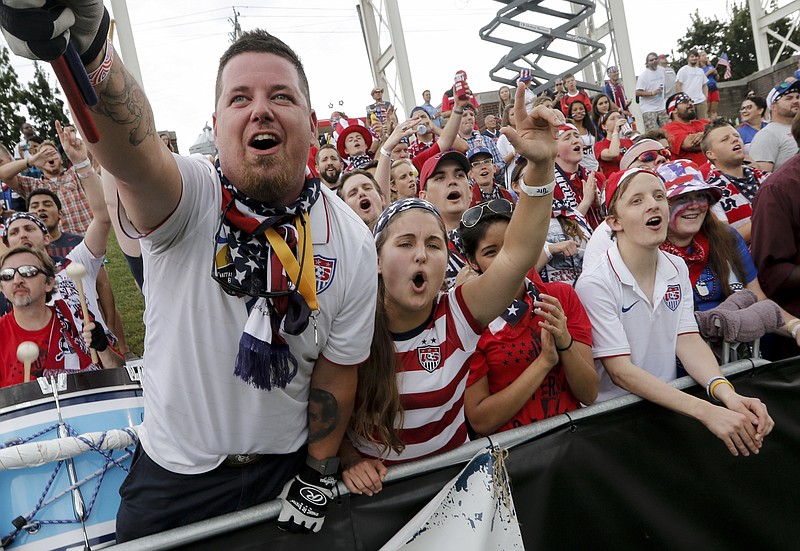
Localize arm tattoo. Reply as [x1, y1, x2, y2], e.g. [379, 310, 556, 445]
[89, 49, 156, 147]
[307, 388, 339, 443]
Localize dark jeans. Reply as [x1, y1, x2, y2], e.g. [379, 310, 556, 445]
[115, 443, 304, 543]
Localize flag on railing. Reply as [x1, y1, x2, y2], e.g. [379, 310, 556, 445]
[718, 52, 732, 79]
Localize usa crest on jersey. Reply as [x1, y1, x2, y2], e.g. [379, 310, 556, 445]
[663, 284, 681, 311]
[417, 346, 442, 372]
[314, 255, 336, 294]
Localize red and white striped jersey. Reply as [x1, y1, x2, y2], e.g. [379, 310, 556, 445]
[356, 285, 483, 465]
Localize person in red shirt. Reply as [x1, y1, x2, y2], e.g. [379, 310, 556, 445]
[459, 200, 597, 434]
[559, 73, 593, 116]
[662, 93, 709, 166]
[594, 110, 635, 176]
[0, 246, 121, 388]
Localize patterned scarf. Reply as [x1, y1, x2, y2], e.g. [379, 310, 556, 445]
[499, 279, 541, 327]
[660, 231, 709, 286]
[344, 154, 373, 173]
[213, 161, 321, 390]
[552, 164, 604, 230]
[34, 299, 99, 378]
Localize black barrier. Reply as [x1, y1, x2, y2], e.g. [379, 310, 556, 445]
[164, 358, 800, 550]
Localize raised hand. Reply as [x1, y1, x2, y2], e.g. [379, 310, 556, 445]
[501, 82, 563, 166]
[0, 1, 108, 63]
[55, 120, 88, 165]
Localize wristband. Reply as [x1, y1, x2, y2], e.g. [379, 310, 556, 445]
[87, 40, 114, 87]
[555, 335, 574, 352]
[452, 108, 464, 115]
[791, 321, 800, 340]
[379, 146, 392, 159]
[25, 159, 31, 168]
[543, 241, 553, 261]
[306, 455, 340, 476]
[706, 376, 734, 402]
[72, 158, 92, 171]
[519, 178, 556, 197]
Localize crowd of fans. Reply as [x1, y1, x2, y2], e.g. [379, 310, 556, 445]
[0, 26, 798, 534]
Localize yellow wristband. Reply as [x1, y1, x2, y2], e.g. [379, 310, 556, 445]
[709, 378, 735, 402]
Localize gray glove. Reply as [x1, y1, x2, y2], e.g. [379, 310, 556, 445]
[0, 0, 108, 63]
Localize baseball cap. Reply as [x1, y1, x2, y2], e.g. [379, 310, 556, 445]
[666, 93, 692, 117]
[658, 54, 668, 60]
[620, 139, 666, 170]
[604, 168, 661, 211]
[766, 79, 800, 108]
[606, 65, 619, 75]
[371, 86, 383, 95]
[419, 151, 470, 189]
[467, 147, 493, 161]
[656, 160, 723, 203]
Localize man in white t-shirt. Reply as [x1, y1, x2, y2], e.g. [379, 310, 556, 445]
[0, 9, 378, 540]
[749, 80, 800, 172]
[636, 52, 668, 131]
[676, 49, 709, 119]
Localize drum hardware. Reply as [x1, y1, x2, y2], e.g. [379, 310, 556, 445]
[36, 372, 68, 394]
[125, 362, 144, 382]
[50, 376, 92, 551]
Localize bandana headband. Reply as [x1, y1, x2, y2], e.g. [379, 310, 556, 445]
[2, 212, 48, 241]
[373, 198, 443, 243]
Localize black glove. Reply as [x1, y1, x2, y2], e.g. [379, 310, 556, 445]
[277, 465, 335, 534]
[88, 319, 108, 351]
[0, 0, 109, 63]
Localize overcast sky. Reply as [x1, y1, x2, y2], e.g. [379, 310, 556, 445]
[3, 0, 738, 152]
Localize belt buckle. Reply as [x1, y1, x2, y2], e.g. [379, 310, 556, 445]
[225, 453, 262, 466]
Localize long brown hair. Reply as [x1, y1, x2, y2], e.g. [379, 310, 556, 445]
[349, 217, 406, 456]
[702, 213, 746, 296]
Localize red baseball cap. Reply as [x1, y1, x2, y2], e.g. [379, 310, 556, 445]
[419, 151, 471, 189]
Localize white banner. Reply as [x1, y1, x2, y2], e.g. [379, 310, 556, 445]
[381, 446, 524, 550]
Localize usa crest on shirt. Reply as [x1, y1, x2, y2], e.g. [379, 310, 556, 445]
[314, 255, 336, 294]
[417, 345, 442, 372]
[663, 284, 681, 311]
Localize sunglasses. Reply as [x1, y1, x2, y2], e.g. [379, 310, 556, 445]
[0, 265, 43, 281]
[636, 149, 672, 163]
[470, 158, 493, 168]
[460, 198, 513, 228]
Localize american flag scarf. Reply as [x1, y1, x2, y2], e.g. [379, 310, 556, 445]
[213, 161, 321, 390]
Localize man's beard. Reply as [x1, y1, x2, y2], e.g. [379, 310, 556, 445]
[11, 294, 32, 308]
[236, 155, 303, 205]
[320, 167, 341, 185]
[685, 109, 697, 121]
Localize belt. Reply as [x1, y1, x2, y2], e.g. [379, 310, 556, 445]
[223, 453, 264, 467]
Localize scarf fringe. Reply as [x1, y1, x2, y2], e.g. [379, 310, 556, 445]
[234, 332, 299, 390]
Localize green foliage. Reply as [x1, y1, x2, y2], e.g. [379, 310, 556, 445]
[0, 46, 25, 152]
[674, 2, 800, 80]
[21, 62, 69, 142]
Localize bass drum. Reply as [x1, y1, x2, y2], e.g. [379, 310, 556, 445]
[0, 366, 143, 550]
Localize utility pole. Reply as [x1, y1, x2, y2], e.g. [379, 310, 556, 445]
[228, 7, 242, 43]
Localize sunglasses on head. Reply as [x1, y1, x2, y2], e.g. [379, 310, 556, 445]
[0, 265, 43, 281]
[460, 198, 513, 228]
[636, 149, 672, 163]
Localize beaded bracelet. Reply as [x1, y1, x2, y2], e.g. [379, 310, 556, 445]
[87, 40, 114, 87]
[706, 376, 734, 402]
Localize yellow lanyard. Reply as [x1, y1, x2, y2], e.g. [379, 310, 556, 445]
[264, 212, 318, 311]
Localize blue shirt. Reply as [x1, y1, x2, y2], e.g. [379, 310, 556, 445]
[694, 230, 758, 312]
[737, 122, 767, 145]
[702, 64, 718, 92]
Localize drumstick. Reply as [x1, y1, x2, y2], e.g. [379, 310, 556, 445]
[50, 43, 100, 143]
[64, 262, 99, 364]
[16, 341, 39, 383]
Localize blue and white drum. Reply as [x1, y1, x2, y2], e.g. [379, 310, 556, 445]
[0, 366, 143, 550]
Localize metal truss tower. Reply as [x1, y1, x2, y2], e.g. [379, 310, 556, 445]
[478, 0, 635, 96]
[357, 0, 416, 117]
[749, 0, 800, 70]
